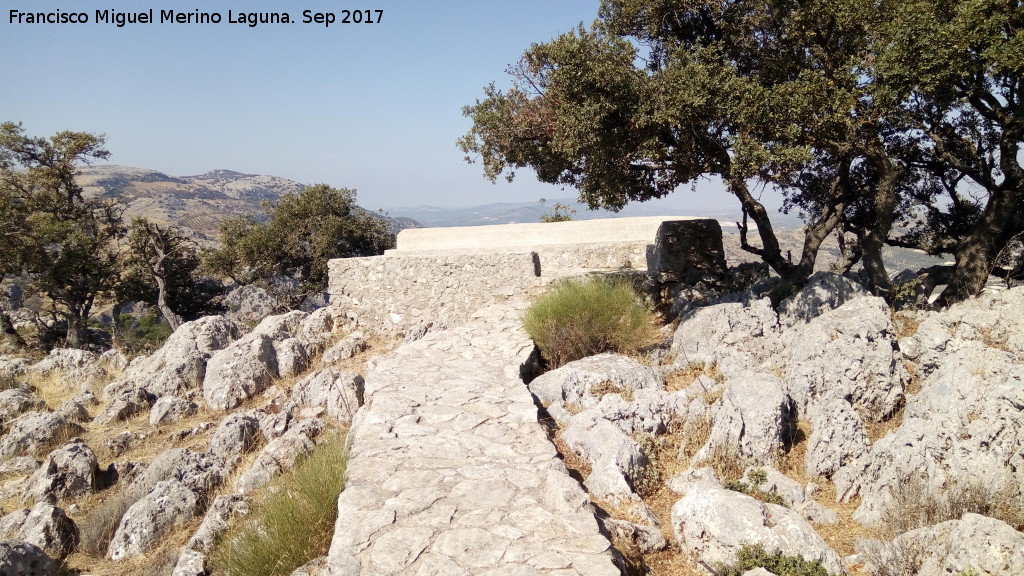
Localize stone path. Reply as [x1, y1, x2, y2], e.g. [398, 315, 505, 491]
[326, 305, 622, 575]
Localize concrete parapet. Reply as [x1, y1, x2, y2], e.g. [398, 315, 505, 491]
[392, 215, 708, 252]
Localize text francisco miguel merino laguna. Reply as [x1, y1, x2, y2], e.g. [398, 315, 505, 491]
[8, 8, 382, 27]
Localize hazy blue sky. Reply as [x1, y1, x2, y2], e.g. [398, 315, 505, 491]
[2, 0, 772, 214]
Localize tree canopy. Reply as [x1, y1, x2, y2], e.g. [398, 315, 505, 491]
[460, 0, 1024, 303]
[203, 184, 395, 306]
[0, 122, 124, 348]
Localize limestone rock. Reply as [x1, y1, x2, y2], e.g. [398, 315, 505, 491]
[274, 337, 311, 379]
[224, 285, 279, 324]
[186, 494, 248, 553]
[291, 556, 327, 576]
[320, 331, 368, 365]
[0, 412, 81, 458]
[24, 439, 97, 504]
[561, 414, 647, 508]
[290, 367, 364, 423]
[694, 374, 794, 465]
[108, 479, 202, 560]
[208, 413, 260, 469]
[250, 310, 308, 340]
[104, 315, 241, 400]
[670, 297, 783, 379]
[131, 448, 227, 498]
[528, 353, 663, 412]
[784, 295, 904, 419]
[55, 400, 89, 424]
[0, 388, 46, 426]
[299, 307, 336, 341]
[202, 333, 278, 411]
[236, 419, 323, 494]
[92, 387, 155, 426]
[833, 345, 1024, 524]
[598, 517, 667, 554]
[26, 348, 107, 386]
[671, 481, 845, 574]
[779, 272, 869, 326]
[0, 457, 39, 477]
[0, 540, 57, 575]
[15, 503, 78, 560]
[149, 396, 199, 426]
[857, 513, 1024, 576]
[803, 398, 870, 478]
[171, 548, 206, 576]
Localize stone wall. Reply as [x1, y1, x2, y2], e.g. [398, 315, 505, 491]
[326, 251, 541, 337]
[328, 217, 726, 336]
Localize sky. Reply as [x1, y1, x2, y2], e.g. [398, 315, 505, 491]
[2, 0, 774, 215]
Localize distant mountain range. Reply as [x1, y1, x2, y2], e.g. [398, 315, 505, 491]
[383, 199, 806, 230]
[77, 165, 422, 245]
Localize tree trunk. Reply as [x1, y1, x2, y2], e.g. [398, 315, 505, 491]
[0, 308, 25, 349]
[937, 184, 1024, 305]
[64, 312, 87, 350]
[155, 273, 182, 331]
[861, 143, 898, 297]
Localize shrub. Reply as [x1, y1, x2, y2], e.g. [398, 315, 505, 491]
[879, 476, 1024, 537]
[522, 276, 658, 368]
[714, 543, 829, 576]
[114, 313, 173, 356]
[210, 431, 348, 576]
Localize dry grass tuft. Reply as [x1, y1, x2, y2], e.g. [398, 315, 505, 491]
[209, 429, 349, 576]
[811, 482, 879, 557]
[892, 312, 921, 339]
[878, 476, 1024, 538]
[665, 362, 725, 393]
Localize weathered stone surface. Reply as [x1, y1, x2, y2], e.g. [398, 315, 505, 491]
[131, 448, 227, 498]
[694, 374, 794, 465]
[0, 540, 57, 575]
[0, 457, 39, 477]
[327, 305, 620, 575]
[55, 400, 89, 424]
[108, 479, 202, 560]
[599, 517, 668, 554]
[104, 316, 241, 400]
[290, 367, 364, 423]
[250, 310, 308, 340]
[26, 348, 107, 386]
[0, 388, 46, 426]
[320, 331, 368, 365]
[328, 252, 542, 336]
[149, 396, 198, 426]
[653, 219, 727, 282]
[236, 419, 322, 494]
[856, 513, 1024, 576]
[208, 413, 260, 469]
[670, 297, 783, 379]
[0, 412, 80, 458]
[224, 285, 279, 325]
[274, 337, 311, 378]
[778, 272, 869, 326]
[528, 353, 663, 411]
[171, 548, 206, 576]
[833, 343, 1024, 524]
[803, 398, 870, 478]
[290, 556, 327, 576]
[203, 333, 278, 411]
[24, 439, 97, 504]
[671, 480, 845, 574]
[186, 494, 248, 553]
[15, 503, 78, 560]
[561, 414, 648, 508]
[92, 388, 155, 425]
[784, 295, 904, 419]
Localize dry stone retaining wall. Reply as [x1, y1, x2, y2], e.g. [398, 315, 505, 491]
[327, 217, 725, 336]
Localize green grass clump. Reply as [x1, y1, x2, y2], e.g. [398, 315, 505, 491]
[523, 276, 658, 368]
[210, 431, 348, 576]
[715, 544, 829, 576]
